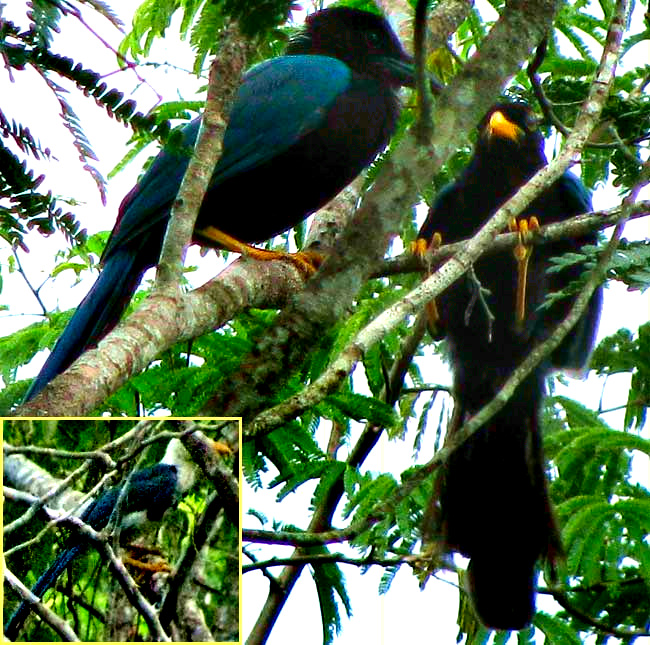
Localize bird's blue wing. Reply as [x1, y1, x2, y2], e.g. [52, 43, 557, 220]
[107, 56, 351, 256]
[558, 170, 592, 214]
[211, 55, 352, 183]
[552, 170, 602, 371]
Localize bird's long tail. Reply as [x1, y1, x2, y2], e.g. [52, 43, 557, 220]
[23, 249, 146, 402]
[431, 369, 562, 630]
[5, 543, 86, 640]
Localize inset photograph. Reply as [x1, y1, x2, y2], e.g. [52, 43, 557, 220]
[3, 417, 240, 642]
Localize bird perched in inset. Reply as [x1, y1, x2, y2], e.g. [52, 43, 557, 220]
[24, 7, 437, 402]
[417, 102, 602, 630]
[4, 439, 198, 640]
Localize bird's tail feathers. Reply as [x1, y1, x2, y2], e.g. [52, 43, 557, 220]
[467, 553, 536, 631]
[23, 250, 146, 402]
[5, 544, 86, 640]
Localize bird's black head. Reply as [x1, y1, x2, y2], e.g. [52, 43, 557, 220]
[287, 7, 419, 89]
[476, 102, 545, 164]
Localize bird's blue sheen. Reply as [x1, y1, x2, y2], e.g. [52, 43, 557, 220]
[108, 56, 352, 257]
[214, 56, 352, 183]
[559, 169, 592, 213]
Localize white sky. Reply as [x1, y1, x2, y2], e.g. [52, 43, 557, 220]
[1, 1, 649, 644]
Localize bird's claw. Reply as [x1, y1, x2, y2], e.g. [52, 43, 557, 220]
[412, 233, 443, 337]
[123, 555, 172, 574]
[234, 245, 323, 277]
[281, 249, 324, 277]
[508, 216, 540, 328]
[212, 439, 234, 456]
[410, 232, 442, 262]
[197, 225, 322, 277]
[123, 544, 172, 585]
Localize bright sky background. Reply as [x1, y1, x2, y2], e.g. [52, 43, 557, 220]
[1, 1, 649, 644]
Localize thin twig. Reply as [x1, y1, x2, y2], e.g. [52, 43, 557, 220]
[546, 587, 650, 639]
[243, 552, 411, 573]
[11, 247, 49, 315]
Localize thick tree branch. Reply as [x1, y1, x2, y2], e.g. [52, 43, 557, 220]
[380, 202, 649, 277]
[3, 451, 94, 537]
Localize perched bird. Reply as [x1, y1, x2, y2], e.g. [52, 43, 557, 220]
[418, 102, 602, 630]
[4, 439, 197, 640]
[24, 7, 432, 402]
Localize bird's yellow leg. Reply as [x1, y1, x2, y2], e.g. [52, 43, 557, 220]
[123, 556, 172, 573]
[411, 232, 442, 333]
[197, 226, 323, 277]
[212, 440, 234, 456]
[508, 216, 540, 328]
[122, 544, 171, 585]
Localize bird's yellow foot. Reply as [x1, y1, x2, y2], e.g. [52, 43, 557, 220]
[508, 216, 540, 328]
[123, 556, 172, 574]
[410, 237, 430, 258]
[123, 544, 171, 586]
[212, 440, 234, 456]
[411, 233, 442, 336]
[197, 226, 323, 278]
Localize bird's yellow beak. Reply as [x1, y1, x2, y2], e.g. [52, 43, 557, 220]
[487, 110, 524, 142]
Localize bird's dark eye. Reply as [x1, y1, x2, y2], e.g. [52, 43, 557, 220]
[525, 111, 540, 131]
[366, 30, 382, 47]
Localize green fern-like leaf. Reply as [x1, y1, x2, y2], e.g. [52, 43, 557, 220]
[534, 612, 583, 645]
[0, 110, 52, 160]
[120, 0, 181, 60]
[310, 461, 346, 510]
[273, 458, 333, 500]
[189, 1, 226, 74]
[320, 392, 399, 431]
[310, 546, 351, 645]
[28, 0, 63, 49]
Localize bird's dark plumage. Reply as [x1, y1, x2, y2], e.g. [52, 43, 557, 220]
[5, 462, 182, 640]
[24, 8, 421, 402]
[419, 102, 602, 629]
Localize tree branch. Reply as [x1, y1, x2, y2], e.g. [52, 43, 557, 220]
[545, 586, 650, 639]
[379, 202, 650, 277]
[155, 22, 251, 289]
[243, 552, 413, 574]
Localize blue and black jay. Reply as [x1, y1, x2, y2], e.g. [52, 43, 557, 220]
[25, 7, 434, 402]
[417, 102, 602, 630]
[5, 439, 198, 640]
